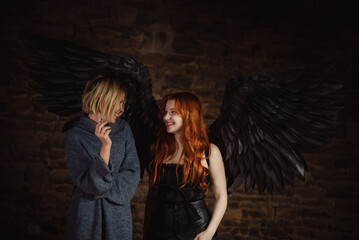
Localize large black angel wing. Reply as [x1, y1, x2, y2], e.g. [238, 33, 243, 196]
[25, 35, 158, 177]
[209, 69, 343, 193]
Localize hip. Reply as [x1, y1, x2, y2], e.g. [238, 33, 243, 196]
[149, 199, 218, 240]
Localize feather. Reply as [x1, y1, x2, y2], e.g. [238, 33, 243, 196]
[25, 34, 158, 178]
[209, 69, 343, 193]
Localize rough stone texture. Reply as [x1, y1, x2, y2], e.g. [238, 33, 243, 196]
[0, 0, 358, 239]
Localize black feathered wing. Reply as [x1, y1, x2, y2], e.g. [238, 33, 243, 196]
[209, 69, 343, 193]
[25, 35, 158, 177]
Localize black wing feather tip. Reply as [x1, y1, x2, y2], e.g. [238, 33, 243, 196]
[210, 67, 344, 193]
[25, 34, 158, 178]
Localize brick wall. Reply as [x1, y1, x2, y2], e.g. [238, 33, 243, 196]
[1, 0, 358, 239]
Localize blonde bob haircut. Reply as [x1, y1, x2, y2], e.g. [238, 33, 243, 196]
[82, 75, 126, 118]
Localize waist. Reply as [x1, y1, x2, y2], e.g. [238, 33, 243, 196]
[158, 185, 206, 203]
[162, 198, 206, 206]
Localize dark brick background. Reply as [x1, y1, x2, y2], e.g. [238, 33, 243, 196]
[1, 0, 358, 239]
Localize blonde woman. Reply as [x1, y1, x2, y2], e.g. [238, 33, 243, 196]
[64, 75, 140, 240]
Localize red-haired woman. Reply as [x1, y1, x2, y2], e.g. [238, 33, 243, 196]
[144, 92, 227, 240]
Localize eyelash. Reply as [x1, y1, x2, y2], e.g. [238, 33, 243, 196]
[164, 110, 176, 115]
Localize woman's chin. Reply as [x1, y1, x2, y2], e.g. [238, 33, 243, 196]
[103, 115, 117, 124]
[166, 129, 177, 134]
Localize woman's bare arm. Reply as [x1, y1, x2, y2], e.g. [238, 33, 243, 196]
[195, 143, 227, 240]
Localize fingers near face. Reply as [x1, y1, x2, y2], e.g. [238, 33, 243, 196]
[96, 121, 110, 135]
[100, 126, 111, 134]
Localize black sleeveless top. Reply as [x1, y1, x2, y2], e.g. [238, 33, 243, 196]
[144, 150, 219, 240]
[157, 164, 209, 203]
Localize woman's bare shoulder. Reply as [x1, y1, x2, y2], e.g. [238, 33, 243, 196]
[209, 143, 221, 156]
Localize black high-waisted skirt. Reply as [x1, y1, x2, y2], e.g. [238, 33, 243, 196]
[148, 199, 219, 240]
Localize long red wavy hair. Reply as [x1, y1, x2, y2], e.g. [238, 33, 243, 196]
[149, 92, 210, 193]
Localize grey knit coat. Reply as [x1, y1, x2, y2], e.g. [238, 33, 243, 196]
[64, 115, 140, 240]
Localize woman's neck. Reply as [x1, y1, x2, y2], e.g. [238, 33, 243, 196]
[165, 137, 184, 164]
[165, 134, 183, 164]
[88, 113, 102, 124]
[174, 133, 183, 149]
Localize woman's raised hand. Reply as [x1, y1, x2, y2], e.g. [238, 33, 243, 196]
[95, 120, 112, 146]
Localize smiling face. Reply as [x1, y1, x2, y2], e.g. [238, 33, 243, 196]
[163, 99, 184, 135]
[103, 97, 125, 123]
[82, 75, 127, 124]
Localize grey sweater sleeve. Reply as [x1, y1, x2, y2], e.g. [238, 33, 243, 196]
[105, 123, 140, 205]
[64, 133, 113, 196]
